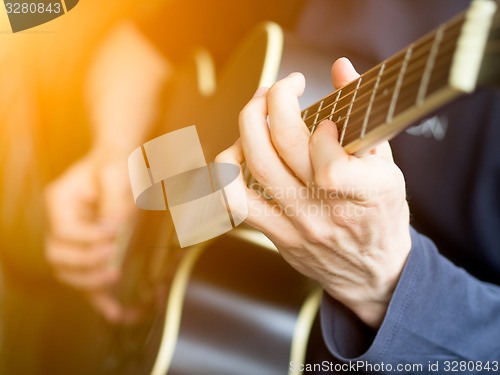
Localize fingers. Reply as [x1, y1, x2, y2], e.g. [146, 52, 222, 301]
[238, 86, 309, 209]
[45, 172, 117, 245]
[309, 119, 347, 185]
[55, 264, 119, 291]
[46, 234, 119, 291]
[312, 56, 393, 192]
[50, 219, 116, 245]
[310, 120, 402, 200]
[331, 57, 360, 89]
[310, 119, 368, 194]
[87, 291, 124, 323]
[267, 72, 313, 183]
[43, 155, 139, 324]
[215, 140, 299, 246]
[371, 141, 395, 162]
[329, 57, 395, 163]
[214, 139, 249, 223]
[45, 237, 114, 270]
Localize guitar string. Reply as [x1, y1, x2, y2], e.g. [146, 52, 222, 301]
[244, 19, 463, 186]
[302, 29, 460, 137]
[311, 37, 459, 137]
[301, 39, 427, 125]
[324, 62, 451, 145]
[243, 12, 489, 186]
[302, 13, 468, 125]
[301, 20, 463, 127]
[243, 61, 453, 187]
[335, 20, 500, 142]
[305, 14, 500, 128]
[335, 45, 457, 143]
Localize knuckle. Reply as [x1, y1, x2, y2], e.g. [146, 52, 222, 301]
[238, 98, 260, 125]
[249, 160, 270, 185]
[272, 130, 302, 154]
[214, 150, 225, 164]
[302, 223, 328, 245]
[269, 79, 289, 97]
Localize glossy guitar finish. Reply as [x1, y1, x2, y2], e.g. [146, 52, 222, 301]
[158, 231, 322, 375]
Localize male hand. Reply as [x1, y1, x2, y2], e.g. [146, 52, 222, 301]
[44, 150, 134, 322]
[217, 58, 412, 328]
[44, 21, 169, 323]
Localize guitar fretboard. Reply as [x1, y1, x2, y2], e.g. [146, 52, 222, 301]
[301, 14, 465, 149]
[243, 0, 499, 189]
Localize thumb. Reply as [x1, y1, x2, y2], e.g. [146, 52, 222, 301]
[331, 57, 360, 89]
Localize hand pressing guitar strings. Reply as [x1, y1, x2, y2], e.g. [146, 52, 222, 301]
[216, 58, 412, 329]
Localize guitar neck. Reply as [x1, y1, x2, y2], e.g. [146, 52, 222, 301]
[301, 0, 499, 156]
[242, 0, 499, 189]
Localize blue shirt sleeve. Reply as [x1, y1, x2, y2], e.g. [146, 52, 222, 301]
[320, 227, 500, 372]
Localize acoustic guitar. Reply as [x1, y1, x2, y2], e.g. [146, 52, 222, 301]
[109, 2, 500, 374]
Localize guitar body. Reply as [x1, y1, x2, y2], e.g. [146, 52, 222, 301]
[117, 2, 500, 372]
[160, 232, 321, 375]
[113, 22, 333, 375]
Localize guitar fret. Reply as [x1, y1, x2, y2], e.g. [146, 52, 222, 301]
[387, 46, 413, 123]
[329, 90, 342, 121]
[393, 65, 448, 115]
[355, 56, 403, 138]
[417, 25, 445, 105]
[311, 100, 324, 133]
[297, 9, 471, 155]
[340, 77, 362, 145]
[324, 81, 358, 140]
[361, 63, 385, 138]
[303, 100, 323, 129]
[392, 28, 460, 119]
[345, 29, 439, 143]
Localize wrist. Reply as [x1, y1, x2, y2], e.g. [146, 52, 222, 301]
[335, 274, 399, 329]
[88, 143, 133, 165]
[91, 139, 137, 160]
[327, 216, 412, 329]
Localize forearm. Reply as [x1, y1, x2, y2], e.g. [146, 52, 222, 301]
[85, 21, 171, 157]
